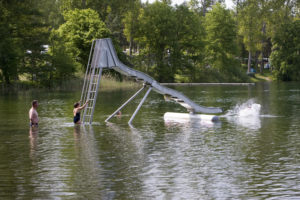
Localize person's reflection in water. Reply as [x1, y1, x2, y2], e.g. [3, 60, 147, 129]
[73, 124, 81, 141]
[72, 125, 108, 198]
[29, 126, 39, 160]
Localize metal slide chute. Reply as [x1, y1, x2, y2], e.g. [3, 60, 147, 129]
[80, 38, 222, 125]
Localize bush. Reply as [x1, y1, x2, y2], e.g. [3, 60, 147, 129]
[270, 20, 300, 81]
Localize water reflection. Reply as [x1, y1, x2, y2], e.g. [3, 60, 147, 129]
[140, 116, 243, 199]
[29, 127, 38, 160]
[1, 82, 300, 199]
[107, 122, 145, 158]
[102, 123, 146, 199]
[72, 125, 109, 199]
[164, 117, 222, 130]
[225, 115, 261, 130]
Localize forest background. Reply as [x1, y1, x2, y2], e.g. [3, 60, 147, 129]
[0, 0, 299, 87]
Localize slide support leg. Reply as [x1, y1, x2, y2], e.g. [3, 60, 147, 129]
[105, 85, 146, 122]
[128, 86, 152, 125]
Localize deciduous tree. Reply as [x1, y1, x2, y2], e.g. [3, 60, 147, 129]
[270, 20, 300, 81]
[54, 8, 110, 70]
[205, 3, 243, 81]
[238, 0, 262, 73]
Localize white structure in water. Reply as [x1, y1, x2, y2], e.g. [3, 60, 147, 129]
[80, 38, 222, 125]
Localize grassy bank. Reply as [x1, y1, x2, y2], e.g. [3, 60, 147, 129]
[0, 70, 273, 92]
[249, 71, 273, 82]
[0, 75, 140, 92]
[99, 76, 140, 91]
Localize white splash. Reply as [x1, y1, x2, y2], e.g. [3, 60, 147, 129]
[226, 99, 261, 116]
[237, 103, 261, 117]
[225, 99, 261, 130]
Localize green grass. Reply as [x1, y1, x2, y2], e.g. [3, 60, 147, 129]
[250, 70, 273, 82]
[99, 76, 140, 91]
[0, 75, 140, 91]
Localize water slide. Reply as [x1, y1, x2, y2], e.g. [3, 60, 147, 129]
[81, 38, 222, 124]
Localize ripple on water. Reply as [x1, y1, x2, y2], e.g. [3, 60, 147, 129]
[1, 83, 300, 199]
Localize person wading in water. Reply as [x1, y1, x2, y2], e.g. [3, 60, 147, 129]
[73, 100, 89, 124]
[29, 100, 39, 127]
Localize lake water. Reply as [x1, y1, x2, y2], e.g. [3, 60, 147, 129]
[0, 82, 299, 199]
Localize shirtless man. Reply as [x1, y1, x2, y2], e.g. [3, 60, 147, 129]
[29, 100, 39, 127]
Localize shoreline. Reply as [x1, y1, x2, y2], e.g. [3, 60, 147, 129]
[161, 83, 255, 86]
[1, 75, 273, 91]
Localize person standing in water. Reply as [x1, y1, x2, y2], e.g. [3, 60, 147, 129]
[73, 100, 89, 124]
[29, 100, 39, 127]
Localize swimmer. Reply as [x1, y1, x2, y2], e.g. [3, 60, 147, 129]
[115, 110, 122, 118]
[73, 100, 89, 124]
[29, 100, 39, 127]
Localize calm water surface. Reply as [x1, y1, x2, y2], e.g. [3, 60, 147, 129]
[0, 82, 300, 199]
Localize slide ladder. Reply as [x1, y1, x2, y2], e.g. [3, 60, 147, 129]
[80, 38, 222, 125]
[80, 41, 103, 124]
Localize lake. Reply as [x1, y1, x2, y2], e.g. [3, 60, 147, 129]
[0, 82, 299, 199]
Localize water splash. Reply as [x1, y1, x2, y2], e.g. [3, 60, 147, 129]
[225, 99, 261, 130]
[226, 99, 261, 117]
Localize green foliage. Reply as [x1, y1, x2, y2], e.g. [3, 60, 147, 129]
[54, 8, 110, 69]
[0, 0, 299, 86]
[123, 1, 142, 55]
[135, 1, 176, 82]
[189, 0, 224, 16]
[238, 0, 262, 53]
[132, 2, 206, 82]
[205, 4, 238, 65]
[204, 3, 247, 82]
[0, 2, 18, 84]
[171, 4, 205, 81]
[49, 34, 77, 82]
[270, 20, 300, 81]
[0, 38, 20, 84]
[0, 0, 50, 84]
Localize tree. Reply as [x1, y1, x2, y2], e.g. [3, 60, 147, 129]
[238, 0, 262, 73]
[54, 8, 110, 70]
[189, 0, 224, 16]
[257, 0, 270, 74]
[205, 3, 243, 81]
[0, 0, 51, 84]
[0, 1, 21, 84]
[19, 2, 51, 83]
[270, 20, 300, 81]
[136, 1, 177, 82]
[48, 35, 77, 84]
[172, 4, 205, 82]
[123, 1, 142, 55]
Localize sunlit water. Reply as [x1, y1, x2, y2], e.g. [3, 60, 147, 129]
[0, 82, 300, 199]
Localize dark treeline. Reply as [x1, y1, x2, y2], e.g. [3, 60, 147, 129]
[0, 0, 299, 86]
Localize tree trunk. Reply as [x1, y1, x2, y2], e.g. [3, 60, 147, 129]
[82, 0, 86, 8]
[3, 70, 10, 84]
[260, 56, 264, 74]
[129, 36, 133, 56]
[202, 1, 206, 16]
[236, 0, 240, 14]
[248, 51, 252, 73]
[260, 22, 266, 74]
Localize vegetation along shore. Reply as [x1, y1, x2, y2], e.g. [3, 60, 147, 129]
[0, 0, 299, 88]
